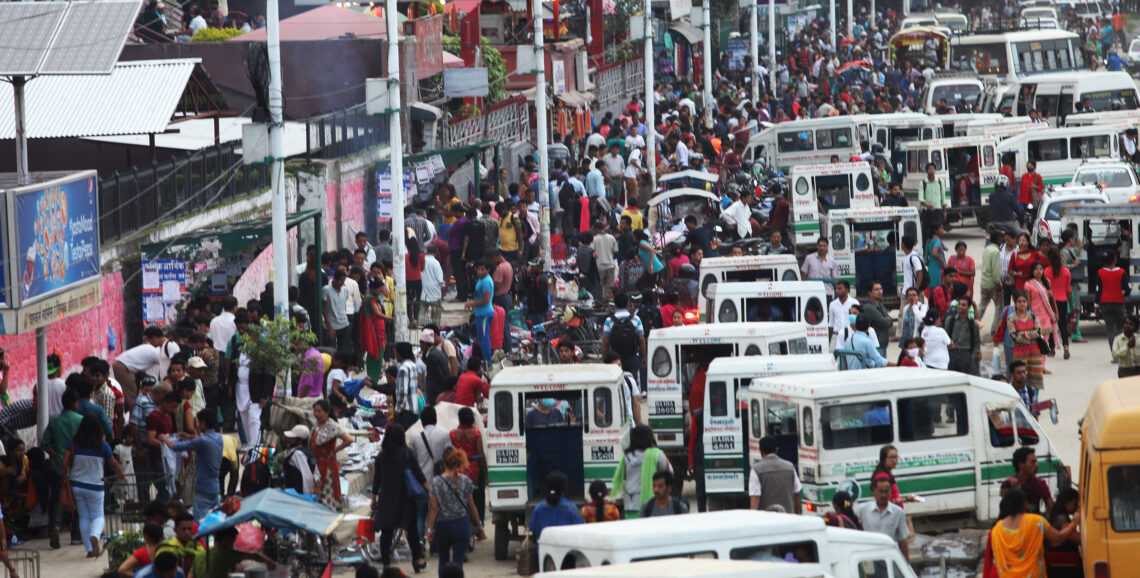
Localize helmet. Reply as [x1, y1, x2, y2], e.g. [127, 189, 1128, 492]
[994, 174, 1010, 190]
[629, 291, 644, 305]
[678, 263, 698, 280]
[734, 172, 752, 186]
[871, 143, 885, 153]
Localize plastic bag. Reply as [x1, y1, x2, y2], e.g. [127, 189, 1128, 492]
[234, 522, 266, 554]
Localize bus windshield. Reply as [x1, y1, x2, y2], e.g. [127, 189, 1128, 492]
[951, 42, 1008, 75]
[932, 83, 983, 107]
[1081, 89, 1140, 112]
[1011, 38, 1082, 74]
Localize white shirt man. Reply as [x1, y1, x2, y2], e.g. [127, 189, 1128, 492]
[723, 195, 753, 239]
[210, 308, 237, 352]
[902, 246, 923, 295]
[828, 286, 860, 340]
[624, 148, 643, 180]
[674, 139, 691, 168]
[188, 13, 207, 35]
[115, 342, 163, 377]
[421, 254, 445, 304]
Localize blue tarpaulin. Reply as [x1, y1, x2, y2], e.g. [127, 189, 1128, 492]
[196, 488, 345, 538]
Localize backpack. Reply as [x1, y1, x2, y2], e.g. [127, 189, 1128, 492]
[609, 314, 639, 356]
[910, 253, 930, 292]
[449, 337, 469, 373]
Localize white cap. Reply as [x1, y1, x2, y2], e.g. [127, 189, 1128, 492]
[284, 424, 311, 439]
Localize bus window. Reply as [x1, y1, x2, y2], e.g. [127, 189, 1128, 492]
[745, 344, 761, 355]
[744, 297, 797, 322]
[858, 560, 889, 578]
[730, 541, 818, 563]
[790, 337, 810, 354]
[1108, 466, 1140, 532]
[1035, 94, 1060, 118]
[1082, 89, 1140, 112]
[709, 382, 728, 417]
[952, 42, 1008, 74]
[1028, 138, 1067, 162]
[718, 299, 740, 323]
[907, 149, 928, 174]
[523, 392, 581, 429]
[930, 150, 944, 170]
[1071, 134, 1112, 159]
[903, 221, 918, 243]
[817, 174, 851, 207]
[831, 224, 846, 250]
[593, 388, 613, 427]
[768, 341, 789, 355]
[495, 392, 514, 431]
[987, 407, 1039, 446]
[898, 393, 968, 441]
[724, 269, 776, 283]
[651, 346, 672, 377]
[821, 400, 894, 449]
[765, 399, 798, 449]
[803, 407, 815, 447]
[778, 132, 813, 152]
[804, 297, 824, 325]
[751, 400, 762, 438]
[983, 145, 995, 166]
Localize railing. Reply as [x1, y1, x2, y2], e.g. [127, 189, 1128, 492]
[99, 142, 272, 244]
[304, 103, 389, 162]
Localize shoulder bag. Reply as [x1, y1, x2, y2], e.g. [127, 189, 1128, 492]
[404, 451, 428, 502]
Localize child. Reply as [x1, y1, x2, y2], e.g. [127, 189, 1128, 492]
[114, 425, 138, 503]
[326, 352, 350, 405]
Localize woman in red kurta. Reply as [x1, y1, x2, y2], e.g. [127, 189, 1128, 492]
[310, 400, 353, 508]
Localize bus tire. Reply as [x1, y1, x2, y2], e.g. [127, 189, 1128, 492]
[494, 520, 511, 561]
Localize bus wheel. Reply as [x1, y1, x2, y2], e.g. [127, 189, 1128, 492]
[494, 520, 511, 561]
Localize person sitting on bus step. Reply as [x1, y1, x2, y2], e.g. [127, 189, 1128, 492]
[524, 398, 564, 428]
[749, 435, 801, 514]
[1001, 446, 1054, 515]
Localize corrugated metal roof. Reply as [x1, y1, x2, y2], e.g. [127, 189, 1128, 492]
[0, 58, 200, 139]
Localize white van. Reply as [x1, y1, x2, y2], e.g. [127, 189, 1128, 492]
[922, 75, 986, 114]
[706, 281, 829, 354]
[824, 207, 922, 306]
[698, 255, 801, 321]
[1070, 158, 1140, 204]
[745, 116, 867, 171]
[901, 136, 1000, 227]
[1071, 0, 1102, 20]
[538, 510, 917, 578]
[646, 322, 811, 483]
[548, 559, 834, 578]
[701, 354, 837, 507]
[744, 367, 1069, 523]
[1017, 71, 1139, 121]
[788, 162, 876, 249]
[998, 124, 1125, 186]
[1029, 183, 1107, 246]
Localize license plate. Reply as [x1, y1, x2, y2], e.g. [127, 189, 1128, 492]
[711, 436, 734, 451]
[496, 449, 519, 464]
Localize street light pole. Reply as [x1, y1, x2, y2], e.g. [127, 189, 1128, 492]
[267, 0, 288, 319]
[750, 0, 759, 104]
[644, 0, 656, 196]
[387, 0, 409, 343]
[768, 0, 776, 97]
[702, 1, 713, 128]
[535, 0, 552, 271]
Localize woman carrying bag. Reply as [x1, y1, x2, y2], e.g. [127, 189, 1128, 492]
[371, 423, 427, 572]
[425, 448, 485, 577]
[994, 290, 1046, 391]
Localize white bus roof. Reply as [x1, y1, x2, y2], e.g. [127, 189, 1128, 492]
[789, 162, 872, 176]
[702, 254, 798, 268]
[902, 135, 996, 149]
[707, 353, 836, 376]
[998, 123, 1133, 146]
[952, 30, 1078, 42]
[491, 364, 622, 389]
[710, 280, 828, 296]
[539, 510, 827, 551]
[549, 559, 833, 578]
[649, 321, 808, 341]
[747, 366, 1020, 399]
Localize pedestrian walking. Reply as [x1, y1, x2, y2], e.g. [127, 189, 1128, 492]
[372, 423, 427, 572]
[857, 477, 910, 561]
[611, 425, 670, 518]
[749, 435, 801, 514]
[426, 448, 485, 577]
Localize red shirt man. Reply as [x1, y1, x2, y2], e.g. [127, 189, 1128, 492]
[1018, 162, 1043, 205]
[455, 362, 490, 407]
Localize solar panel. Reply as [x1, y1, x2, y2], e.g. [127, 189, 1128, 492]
[38, 1, 138, 75]
[0, 4, 67, 76]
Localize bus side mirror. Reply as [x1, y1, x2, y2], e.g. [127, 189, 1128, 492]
[1049, 401, 1059, 425]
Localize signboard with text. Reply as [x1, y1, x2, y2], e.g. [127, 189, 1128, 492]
[141, 259, 187, 327]
[376, 170, 414, 224]
[9, 171, 100, 307]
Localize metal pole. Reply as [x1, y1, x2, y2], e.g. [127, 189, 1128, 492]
[13, 75, 29, 186]
[266, 0, 288, 318]
[645, 1, 656, 196]
[830, 0, 837, 51]
[535, 0, 552, 271]
[35, 328, 46, 439]
[702, 2, 713, 128]
[869, 0, 875, 31]
[768, 0, 776, 97]
[388, 0, 409, 342]
[846, 0, 852, 39]
[750, 0, 759, 104]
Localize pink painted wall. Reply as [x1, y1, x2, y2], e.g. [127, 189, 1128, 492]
[232, 228, 298, 307]
[3, 272, 126, 401]
[325, 169, 367, 249]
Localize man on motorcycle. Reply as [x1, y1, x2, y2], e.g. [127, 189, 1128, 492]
[988, 174, 1025, 237]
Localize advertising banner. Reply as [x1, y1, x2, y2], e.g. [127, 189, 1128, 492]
[376, 170, 414, 224]
[414, 15, 444, 78]
[13, 172, 99, 306]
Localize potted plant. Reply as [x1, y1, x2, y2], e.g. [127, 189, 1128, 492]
[239, 316, 317, 396]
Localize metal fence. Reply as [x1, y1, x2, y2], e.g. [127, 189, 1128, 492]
[6, 548, 39, 578]
[98, 142, 272, 244]
[305, 103, 389, 162]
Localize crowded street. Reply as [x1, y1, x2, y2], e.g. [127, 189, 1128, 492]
[4, 0, 1140, 576]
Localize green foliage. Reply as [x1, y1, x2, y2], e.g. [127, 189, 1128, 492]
[190, 27, 246, 42]
[442, 34, 506, 104]
[240, 316, 317, 376]
[106, 532, 145, 573]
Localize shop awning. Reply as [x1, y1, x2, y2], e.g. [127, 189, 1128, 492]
[197, 489, 344, 538]
[374, 140, 496, 171]
[668, 21, 702, 44]
[142, 209, 322, 260]
[556, 90, 595, 107]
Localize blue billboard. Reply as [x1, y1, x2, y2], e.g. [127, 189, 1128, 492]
[14, 173, 100, 305]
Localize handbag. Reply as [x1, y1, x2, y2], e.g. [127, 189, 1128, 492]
[59, 477, 75, 510]
[517, 535, 539, 576]
[404, 453, 428, 502]
[1037, 334, 1055, 356]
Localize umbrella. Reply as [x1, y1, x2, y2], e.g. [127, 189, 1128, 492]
[197, 488, 345, 538]
[406, 402, 485, 436]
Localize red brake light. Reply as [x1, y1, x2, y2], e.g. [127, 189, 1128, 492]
[684, 310, 698, 322]
[1131, 194, 1139, 203]
[1095, 561, 1110, 578]
[804, 502, 815, 513]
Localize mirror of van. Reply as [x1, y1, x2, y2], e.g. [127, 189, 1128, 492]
[1049, 399, 1059, 425]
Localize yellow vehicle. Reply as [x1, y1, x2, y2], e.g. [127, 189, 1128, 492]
[1079, 376, 1140, 577]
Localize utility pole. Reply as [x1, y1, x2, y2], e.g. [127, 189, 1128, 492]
[645, 0, 656, 195]
[846, 0, 852, 39]
[750, 0, 759, 104]
[388, 0, 409, 342]
[701, 1, 713, 128]
[267, 0, 288, 320]
[830, 0, 837, 51]
[534, 0, 552, 271]
[768, 0, 776, 97]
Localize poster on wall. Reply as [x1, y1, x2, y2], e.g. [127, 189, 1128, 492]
[551, 59, 567, 95]
[376, 170, 414, 224]
[12, 172, 99, 306]
[726, 39, 749, 70]
[141, 259, 187, 327]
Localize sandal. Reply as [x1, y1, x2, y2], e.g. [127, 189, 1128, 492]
[1064, 347, 1070, 360]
